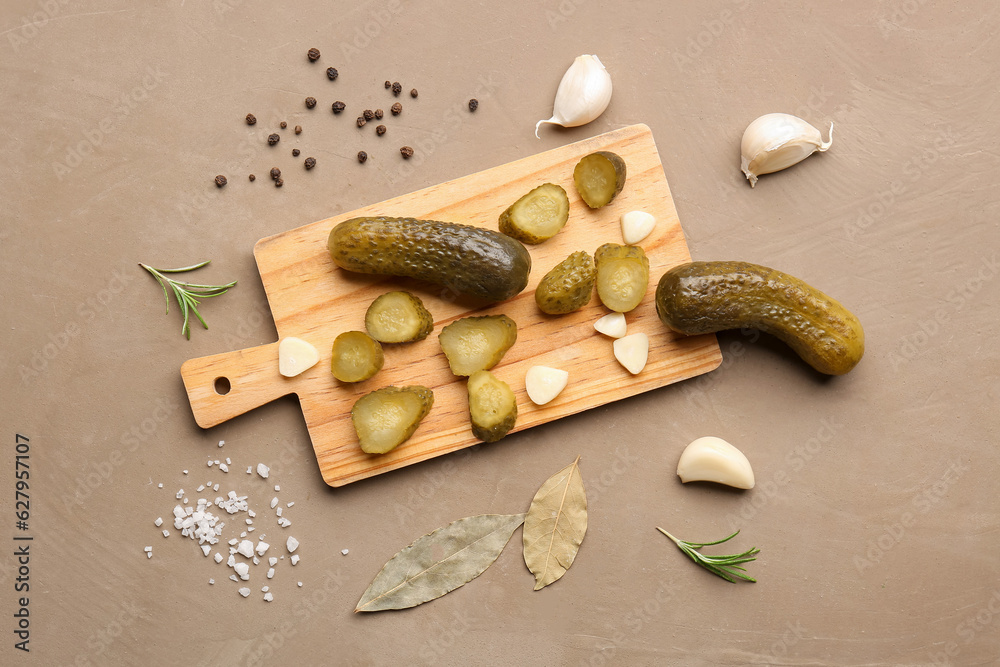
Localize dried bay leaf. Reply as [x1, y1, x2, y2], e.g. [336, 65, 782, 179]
[355, 513, 525, 612]
[523, 456, 587, 590]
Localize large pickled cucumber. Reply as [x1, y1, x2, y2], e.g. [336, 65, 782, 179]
[351, 385, 434, 454]
[328, 217, 531, 302]
[439, 315, 517, 376]
[467, 370, 517, 443]
[595, 243, 649, 312]
[498, 183, 570, 244]
[655, 261, 865, 375]
[535, 251, 596, 314]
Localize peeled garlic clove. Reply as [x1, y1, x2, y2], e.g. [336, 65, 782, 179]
[535, 55, 612, 138]
[525, 366, 569, 405]
[278, 337, 319, 377]
[613, 332, 648, 374]
[740, 113, 833, 187]
[676, 436, 755, 489]
[594, 312, 627, 338]
[620, 210, 656, 245]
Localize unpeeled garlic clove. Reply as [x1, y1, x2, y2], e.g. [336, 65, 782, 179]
[278, 337, 319, 377]
[525, 366, 569, 405]
[613, 332, 648, 374]
[620, 210, 656, 245]
[594, 312, 627, 338]
[740, 113, 833, 187]
[676, 436, 755, 489]
[535, 55, 612, 138]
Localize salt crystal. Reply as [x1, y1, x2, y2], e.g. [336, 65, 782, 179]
[214, 553, 223, 564]
[228, 538, 238, 546]
[262, 585, 269, 592]
[297, 582, 302, 587]
[219, 464, 229, 473]
[158, 483, 163, 488]
[219, 440, 225, 447]
[274, 485, 280, 492]
[263, 592, 273, 602]
[247, 466, 252, 474]
[248, 510, 256, 518]
[147, 552, 152, 559]
[207, 461, 214, 467]
[226, 458, 231, 464]
[162, 530, 170, 538]
[238, 587, 250, 598]
[267, 568, 275, 579]
[256, 541, 270, 555]
[291, 555, 300, 565]
[240, 531, 247, 538]
[183, 498, 188, 504]
[176, 489, 184, 499]
[286, 502, 294, 507]
[253, 556, 260, 565]
[214, 460, 220, 465]
[213, 484, 220, 492]
[278, 518, 291, 528]
[237, 540, 254, 558]
[197, 485, 205, 492]
[154, 517, 163, 527]
[230, 574, 238, 582]
[201, 545, 211, 557]
[341, 549, 349, 556]
[248, 527, 255, 533]
[144, 546, 152, 552]
[209, 578, 215, 585]
[235, 562, 250, 580]
[257, 463, 270, 479]
[286, 536, 299, 553]
[246, 519, 253, 525]
[268, 557, 278, 567]
[270, 497, 279, 509]
[227, 555, 236, 568]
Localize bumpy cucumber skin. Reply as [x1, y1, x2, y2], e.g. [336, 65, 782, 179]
[467, 370, 517, 443]
[574, 151, 627, 209]
[352, 385, 434, 454]
[329, 217, 531, 302]
[498, 183, 570, 245]
[364, 291, 434, 343]
[595, 243, 649, 312]
[655, 261, 865, 375]
[535, 251, 596, 314]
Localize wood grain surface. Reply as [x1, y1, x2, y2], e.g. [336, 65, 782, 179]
[180, 124, 722, 486]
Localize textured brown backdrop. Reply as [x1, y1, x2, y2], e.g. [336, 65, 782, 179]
[2, 0, 998, 665]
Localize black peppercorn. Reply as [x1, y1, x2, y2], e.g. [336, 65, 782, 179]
[357, 151, 368, 164]
[304, 157, 316, 169]
[214, 175, 227, 188]
[391, 81, 402, 96]
[249, 174, 256, 181]
[245, 113, 256, 125]
[384, 80, 391, 89]
[363, 109, 374, 121]
[400, 146, 414, 159]
[326, 67, 338, 81]
[307, 47, 320, 61]
[270, 167, 281, 180]
[376, 124, 386, 136]
[280, 121, 287, 129]
[356, 116, 366, 127]
[268, 133, 280, 145]
[391, 102, 402, 116]
[292, 149, 300, 157]
[374, 108, 383, 119]
[331, 100, 345, 114]
[275, 177, 284, 187]
[294, 125, 302, 134]
[468, 98, 478, 112]
[305, 96, 317, 109]
[410, 89, 418, 98]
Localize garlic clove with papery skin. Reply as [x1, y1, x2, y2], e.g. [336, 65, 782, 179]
[535, 55, 612, 138]
[740, 113, 833, 187]
[676, 436, 755, 489]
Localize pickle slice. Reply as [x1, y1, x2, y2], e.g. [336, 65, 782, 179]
[438, 314, 517, 376]
[365, 291, 434, 343]
[331, 331, 384, 382]
[573, 151, 627, 209]
[535, 251, 596, 314]
[498, 183, 570, 245]
[351, 385, 434, 454]
[595, 243, 649, 312]
[468, 370, 517, 443]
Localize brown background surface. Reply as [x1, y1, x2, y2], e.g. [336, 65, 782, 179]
[1, 1, 998, 665]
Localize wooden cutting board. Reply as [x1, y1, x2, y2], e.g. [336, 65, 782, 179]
[180, 124, 722, 487]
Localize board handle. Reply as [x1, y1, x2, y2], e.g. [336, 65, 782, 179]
[180, 343, 293, 428]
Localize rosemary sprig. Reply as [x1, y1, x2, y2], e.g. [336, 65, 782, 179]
[139, 261, 237, 339]
[656, 527, 760, 583]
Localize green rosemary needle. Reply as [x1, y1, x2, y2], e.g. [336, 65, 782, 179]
[139, 261, 237, 339]
[657, 527, 760, 583]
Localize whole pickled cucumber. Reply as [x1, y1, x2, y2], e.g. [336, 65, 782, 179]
[655, 261, 865, 375]
[535, 251, 596, 314]
[328, 217, 531, 302]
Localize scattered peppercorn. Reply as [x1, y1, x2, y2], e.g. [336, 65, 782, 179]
[391, 102, 402, 115]
[246, 113, 257, 125]
[280, 121, 287, 129]
[270, 167, 281, 180]
[292, 149, 300, 157]
[294, 125, 302, 134]
[400, 146, 414, 159]
[363, 109, 374, 121]
[410, 89, 418, 98]
[268, 133, 280, 145]
[374, 108, 384, 120]
[331, 101, 346, 114]
[357, 151, 368, 163]
[249, 174, 256, 181]
[384, 80, 391, 89]
[275, 177, 284, 187]
[376, 124, 386, 136]
[214, 175, 227, 188]
[468, 98, 479, 112]
[307, 47, 320, 61]
[356, 116, 366, 127]
[326, 67, 338, 80]
[304, 157, 316, 169]
[305, 96, 317, 109]
[391, 82, 402, 96]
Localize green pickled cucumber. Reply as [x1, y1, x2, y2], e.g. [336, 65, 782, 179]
[365, 291, 434, 343]
[595, 243, 649, 312]
[498, 183, 570, 244]
[351, 385, 434, 454]
[331, 331, 384, 383]
[328, 217, 531, 302]
[573, 151, 627, 208]
[467, 370, 517, 443]
[535, 251, 596, 314]
[439, 314, 517, 376]
[655, 261, 865, 375]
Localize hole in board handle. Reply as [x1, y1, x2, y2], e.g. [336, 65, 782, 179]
[214, 377, 231, 395]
